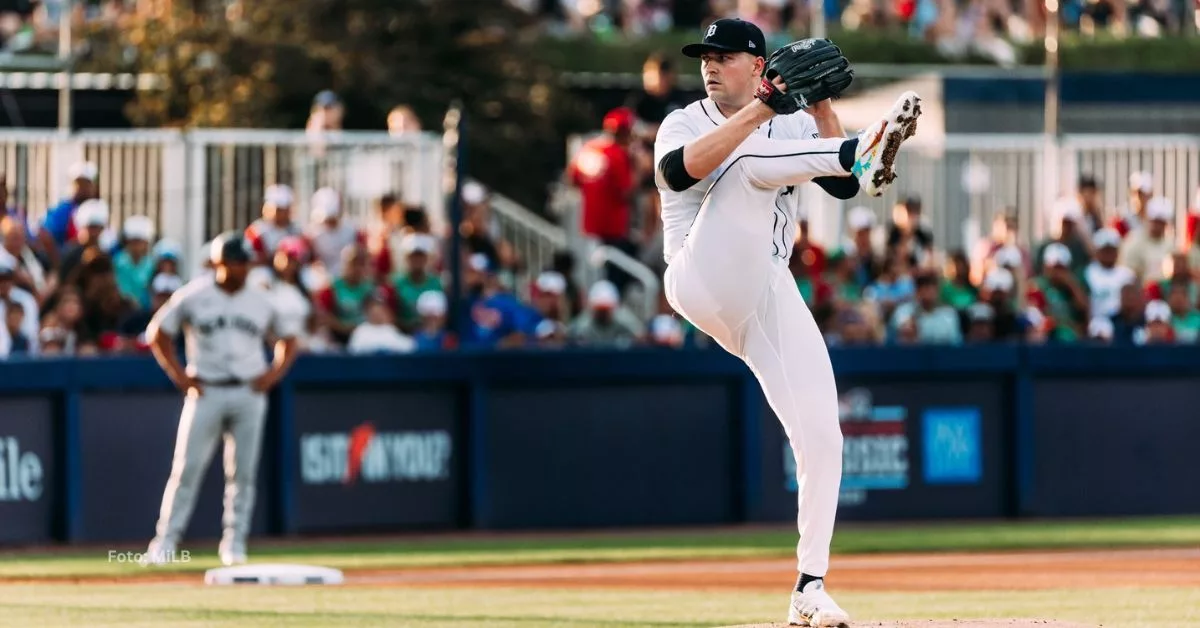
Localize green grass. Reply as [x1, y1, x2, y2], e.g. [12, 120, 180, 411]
[3, 517, 1200, 580]
[0, 585, 1197, 627]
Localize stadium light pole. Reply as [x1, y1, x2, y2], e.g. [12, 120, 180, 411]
[1043, 0, 1060, 139]
[58, 0, 73, 132]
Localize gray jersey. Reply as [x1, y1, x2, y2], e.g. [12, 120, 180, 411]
[148, 277, 301, 381]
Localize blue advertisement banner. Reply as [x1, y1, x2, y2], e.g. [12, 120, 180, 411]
[0, 397, 56, 544]
[481, 383, 737, 528]
[77, 393, 272, 543]
[758, 378, 1008, 522]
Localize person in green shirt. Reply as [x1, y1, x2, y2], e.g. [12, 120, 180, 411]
[1033, 243, 1089, 343]
[316, 244, 381, 345]
[1166, 277, 1200, 343]
[940, 250, 978, 311]
[825, 246, 864, 309]
[392, 233, 443, 332]
[114, 216, 157, 309]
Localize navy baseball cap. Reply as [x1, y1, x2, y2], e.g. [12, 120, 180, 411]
[682, 19, 767, 59]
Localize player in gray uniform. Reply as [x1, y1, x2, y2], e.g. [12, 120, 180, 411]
[141, 232, 301, 566]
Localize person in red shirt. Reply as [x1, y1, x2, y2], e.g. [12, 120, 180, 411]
[568, 107, 639, 294]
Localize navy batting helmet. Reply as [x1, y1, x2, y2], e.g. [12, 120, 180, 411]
[210, 232, 253, 265]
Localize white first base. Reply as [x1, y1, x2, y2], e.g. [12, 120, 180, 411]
[204, 563, 344, 586]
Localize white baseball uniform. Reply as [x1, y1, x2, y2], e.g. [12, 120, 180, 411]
[1084, 262, 1135, 319]
[655, 98, 851, 578]
[147, 277, 301, 555]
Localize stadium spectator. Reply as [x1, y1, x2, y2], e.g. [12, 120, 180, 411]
[826, 245, 865, 310]
[972, 210, 1030, 285]
[794, 207, 827, 276]
[791, 235, 832, 310]
[251, 235, 318, 350]
[1109, 281, 1147, 345]
[118, 272, 182, 351]
[113, 215, 156, 309]
[1033, 197, 1089, 277]
[245, 184, 302, 264]
[567, 280, 645, 348]
[460, 182, 517, 286]
[1142, 299, 1174, 344]
[57, 198, 110, 284]
[865, 249, 916, 324]
[2, 215, 50, 300]
[825, 305, 881, 346]
[964, 302, 996, 343]
[76, 250, 139, 353]
[0, 252, 37, 352]
[567, 107, 639, 293]
[4, 299, 29, 355]
[306, 90, 344, 135]
[1113, 171, 1154, 236]
[392, 234, 444, 332]
[1118, 196, 1174, 282]
[413, 290, 451, 351]
[387, 105, 422, 136]
[889, 272, 962, 345]
[1083, 228, 1134, 320]
[315, 244, 388, 347]
[548, 250, 585, 318]
[151, 239, 183, 279]
[626, 53, 687, 135]
[1186, 187, 1200, 253]
[1077, 174, 1109, 237]
[458, 253, 535, 349]
[846, 206, 883, 285]
[887, 195, 935, 269]
[307, 187, 364, 278]
[347, 293, 417, 355]
[530, 270, 570, 328]
[1165, 277, 1200, 342]
[533, 319, 569, 349]
[940, 250, 978, 311]
[39, 161, 98, 266]
[0, 174, 32, 238]
[1028, 242, 1089, 343]
[980, 268, 1022, 341]
[1087, 316, 1115, 344]
[1146, 251, 1195, 303]
[371, 193, 417, 278]
[648, 313, 685, 348]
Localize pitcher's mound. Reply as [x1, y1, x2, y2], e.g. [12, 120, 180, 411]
[719, 621, 1096, 628]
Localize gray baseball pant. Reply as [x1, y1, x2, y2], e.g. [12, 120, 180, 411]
[153, 384, 267, 553]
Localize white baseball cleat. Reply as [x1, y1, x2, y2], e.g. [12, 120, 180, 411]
[851, 90, 922, 197]
[139, 538, 177, 567]
[788, 579, 851, 627]
[219, 537, 248, 566]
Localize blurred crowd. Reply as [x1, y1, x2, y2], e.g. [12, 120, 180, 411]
[0, 158, 673, 359]
[787, 175, 1200, 347]
[508, 0, 1200, 67]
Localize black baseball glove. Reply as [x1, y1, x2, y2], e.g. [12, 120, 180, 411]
[753, 38, 854, 115]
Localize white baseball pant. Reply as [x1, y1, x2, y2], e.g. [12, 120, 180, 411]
[664, 136, 847, 577]
[153, 385, 268, 553]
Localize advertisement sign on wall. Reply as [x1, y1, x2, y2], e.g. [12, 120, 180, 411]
[0, 397, 55, 544]
[289, 388, 461, 532]
[77, 393, 272, 543]
[760, 379, 1007, 522]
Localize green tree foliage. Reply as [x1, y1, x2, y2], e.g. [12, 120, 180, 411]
[81, 0, 595, 210]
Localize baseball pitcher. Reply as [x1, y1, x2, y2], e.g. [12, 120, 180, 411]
[654, 19, 921, 626]
[141, 232, 301, 566]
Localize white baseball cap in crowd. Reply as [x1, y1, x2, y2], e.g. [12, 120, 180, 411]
[1129, 171, 1153, 194]
[265, 184, 295, 208]
[1088, 316, 1114, 340]
[534, 319, 563, 340]
[153, 238, 182, 261]
[993, 245, 1023, 269]
[122, 215, 155, 241]
[588, 280, 620, 309]
[151, 272, 183, 295]
[535, 271, 567, 296]
[1146, 197, 1173, 222]
[1145, 299, 1171, 323]
[310, 187, 341, 222]
[650, 314, 683, 344]
[73, 199, 110, 230]
[967, 302, 995, 322]
[983, 268, 1014, 293]
[846, 206, 875, 232]
[68, 161, 98, 182]
[416, 290, 447, 317]
[468, 252, 491, 273]
[1093, 227, 1122, 249]
[462, 181, 487, 206]
[1042, 242, 1072, 268]
[401, 233, 437, 256]
[1053, 196, 1083, 224]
